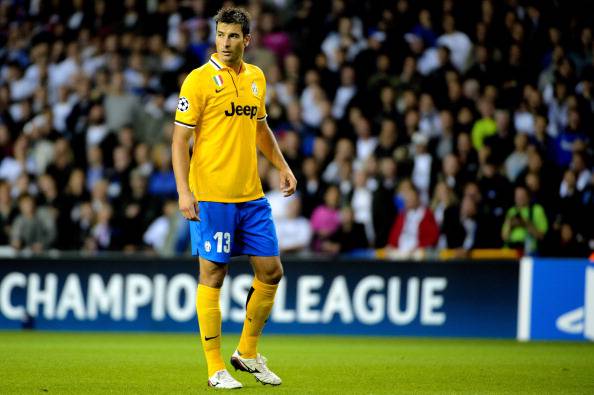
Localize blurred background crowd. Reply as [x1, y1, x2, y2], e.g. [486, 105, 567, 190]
[0, 0, 592, 258]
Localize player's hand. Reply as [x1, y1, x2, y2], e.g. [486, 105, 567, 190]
[280, 167, 297, 197]
[178, 190, 199, 221]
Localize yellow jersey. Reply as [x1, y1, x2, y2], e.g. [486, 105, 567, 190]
[175, 53, 267, 203]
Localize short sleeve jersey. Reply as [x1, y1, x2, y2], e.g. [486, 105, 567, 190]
[175, 53, 267, 203]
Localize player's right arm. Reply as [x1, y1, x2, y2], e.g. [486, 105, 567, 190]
[171, 70, 204, 221]
[172, 124, 198, 221]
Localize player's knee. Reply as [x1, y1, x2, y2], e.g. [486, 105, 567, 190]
[261, 265, 283, 285]
[199, 265, 227, 288]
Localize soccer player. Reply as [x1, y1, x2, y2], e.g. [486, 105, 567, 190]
[171, 7, 297, 390]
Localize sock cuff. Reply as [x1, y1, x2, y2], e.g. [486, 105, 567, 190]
[253, 277, 279, 295]
[197, 284, 221, 301]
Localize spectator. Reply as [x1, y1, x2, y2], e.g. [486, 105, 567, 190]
[544, 221, 588, 258]
[435, 110, 456, 160]
[143, 200, 184, 256]
[106, 146, 133, 199]
[115, 170, 159, 251]
[299, 157, 326, 219]
[571, 151, 592, 192]
[387, 183, 439, 254]
[132, 143, 153, 177]
[471, 98, 497, 151]
[409, 9, 438, 48]
[322, 138, 354, 185]
[244, 29, 276, 76]
[557, 169, 582, 226]
[46, 138, 74, 191]
[418, 93, 441, 140]
[0, 136, 35, 183]
[72, 201, 96, 251]
[439, 153, 466, 197]
[266, 168, 297, 221]
[501, 185, 548, 255]
[442, 195, 487, 250]
[91, 203, 116, 251]
[103, 72, 141, 133]
[483, 109, 514, 166]
[137, 92, 168, 146]
[0, 123, 11, 158]
[351, 116, 376, 164]
[259, 11, 292, 60]
[504, 133, 529, 183]
[85, 104, 109, 150]
[372, 157, 398, 248]
[436, 14, 472, 73]
[321, 17, 366, 72]
[10, 194, 56, 253]
[431, 180, 457, 229]
[553, 109, 588, 167]
[374, 118, 398, 159]
[478, 159, 513, 231]
[275, 197, 312, 254]
[311, 185, 342, 252]
[0, 180, 16, 245]
[147, 144, 176, 199]
[455, 132, 479, 182]
[351, 169, 374, 244]
[300, 69, 329, 129]
[331, 65, 357, 121]
[322, 206, 369, 254]
[410, 133, 434, 203]
[579, 172, 594, 249]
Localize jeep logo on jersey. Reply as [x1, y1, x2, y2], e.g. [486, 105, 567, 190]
[224, 102, 258, 119]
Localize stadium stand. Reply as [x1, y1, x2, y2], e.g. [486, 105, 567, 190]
[0, 0, 592, 258]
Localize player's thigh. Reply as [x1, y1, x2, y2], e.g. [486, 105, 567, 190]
[235, 198, 279, 258]
[189, 201, 237, 264]
[249, 255, 283, 284]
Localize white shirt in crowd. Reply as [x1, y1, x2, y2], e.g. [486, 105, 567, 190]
[436, 31, 472, 73]
[275, 217, 312, 252]
[398, 207, 426, 253]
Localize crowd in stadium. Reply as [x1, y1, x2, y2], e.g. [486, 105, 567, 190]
[0, 0, 592, 258]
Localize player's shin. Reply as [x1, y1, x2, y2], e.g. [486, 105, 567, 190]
[237, 278, 278, 358]
[196, 284, 225, 376]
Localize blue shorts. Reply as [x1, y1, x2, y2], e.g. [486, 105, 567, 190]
[189, 197, 279, 264]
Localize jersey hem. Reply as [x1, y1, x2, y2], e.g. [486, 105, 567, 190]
[194, 192, 265, 203]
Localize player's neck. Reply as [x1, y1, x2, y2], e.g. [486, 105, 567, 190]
[220, 57, 243, 74]
[226, 60, 243, 74]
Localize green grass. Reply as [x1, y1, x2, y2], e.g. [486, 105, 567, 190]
[0, 332, 593, 394]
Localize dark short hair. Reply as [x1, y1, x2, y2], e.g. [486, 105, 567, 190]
[214, 7, 251, 36]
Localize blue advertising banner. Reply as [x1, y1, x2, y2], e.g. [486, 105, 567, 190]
[0, 258, 519, 337]
[517, 258, 594, 341]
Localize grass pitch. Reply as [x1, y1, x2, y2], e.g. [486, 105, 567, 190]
[0, 332, 593, 394]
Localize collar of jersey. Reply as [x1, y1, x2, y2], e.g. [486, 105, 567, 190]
[209, 53, 245, 74]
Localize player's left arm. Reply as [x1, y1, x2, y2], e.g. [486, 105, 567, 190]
[256, 119, 297, 197]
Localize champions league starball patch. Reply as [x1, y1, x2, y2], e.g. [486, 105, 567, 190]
[177, 96, 190, 112]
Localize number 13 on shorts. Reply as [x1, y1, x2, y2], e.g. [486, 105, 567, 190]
[214, 231, 231, 253]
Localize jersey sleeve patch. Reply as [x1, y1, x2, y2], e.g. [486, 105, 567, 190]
[177, 96, 190, 112]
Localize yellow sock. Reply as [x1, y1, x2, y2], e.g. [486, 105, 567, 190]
[237, 278, 278, 358]
[196, 284, 225, 376]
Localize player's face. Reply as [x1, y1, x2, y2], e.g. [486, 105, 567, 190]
[215, 23, 250, 67]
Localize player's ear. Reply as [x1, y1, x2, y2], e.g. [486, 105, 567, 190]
[244, 33, 251, 48]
